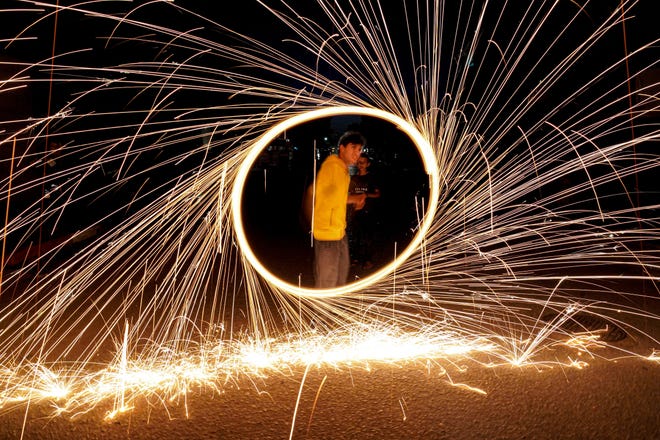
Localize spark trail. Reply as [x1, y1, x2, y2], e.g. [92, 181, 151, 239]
[0, 0, 658, 421]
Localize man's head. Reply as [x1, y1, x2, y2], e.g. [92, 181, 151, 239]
[338, 131, 365, 167]
[356, 153, 371, 174]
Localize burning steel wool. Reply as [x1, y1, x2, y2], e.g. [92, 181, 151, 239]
[0, 0, 658, 433]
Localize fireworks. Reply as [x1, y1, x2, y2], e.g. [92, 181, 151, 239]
[0, 0, 658, 428]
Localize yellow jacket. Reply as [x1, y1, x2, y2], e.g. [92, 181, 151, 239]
[313, 155, 349, 241]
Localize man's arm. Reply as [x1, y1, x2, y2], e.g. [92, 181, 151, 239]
[348, 192, 367, 210]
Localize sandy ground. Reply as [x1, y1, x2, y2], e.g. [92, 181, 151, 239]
[0, 352, 658, 440]
[1, 234, 658, 439]
[1, 266, 659, 440]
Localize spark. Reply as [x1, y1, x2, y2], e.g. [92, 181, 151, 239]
[648, 350, 660, 363]
[0, 318, 607, 418]
[446, 381, 488, 396]
[0, 0, 658, 428]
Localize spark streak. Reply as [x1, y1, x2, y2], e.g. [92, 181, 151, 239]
[0, 0, 658, 427]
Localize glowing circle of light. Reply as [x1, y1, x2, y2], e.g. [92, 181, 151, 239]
[232, 106, 439, 298]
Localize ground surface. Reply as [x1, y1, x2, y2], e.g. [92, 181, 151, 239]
[1, 238, 658, 439]
[1, 346, 659, 440]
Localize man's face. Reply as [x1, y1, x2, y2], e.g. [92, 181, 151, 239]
[356, 156, 369, 172]
[339, 142, 363, 166]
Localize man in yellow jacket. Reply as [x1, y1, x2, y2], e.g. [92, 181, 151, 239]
[313, 131, 367, 288]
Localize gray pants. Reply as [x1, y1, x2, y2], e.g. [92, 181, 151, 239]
[314, 236, 350, 288]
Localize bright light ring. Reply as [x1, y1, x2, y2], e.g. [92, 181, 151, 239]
[232, 106, 439, 298]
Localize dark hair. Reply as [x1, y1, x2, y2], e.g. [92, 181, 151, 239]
[338, 131, 366, 147]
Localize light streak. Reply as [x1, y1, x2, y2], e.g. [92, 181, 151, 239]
[305, 374, 328, 437]
[446, 381, 488, 396]
[231, 105, 440, 297]
[0, 0, 658, 428]
[0, 318, 613, 418]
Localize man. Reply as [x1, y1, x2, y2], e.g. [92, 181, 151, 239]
[313, 131, 367, 288]
[348, 153, 381, 269]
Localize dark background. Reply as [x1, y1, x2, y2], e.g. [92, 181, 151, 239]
[1, 0, 657, 271]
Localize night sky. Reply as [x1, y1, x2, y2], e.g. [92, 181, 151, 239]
[1, 0, 657, 262]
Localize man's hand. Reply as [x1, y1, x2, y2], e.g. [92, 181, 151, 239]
[349, 192, 367, 210]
